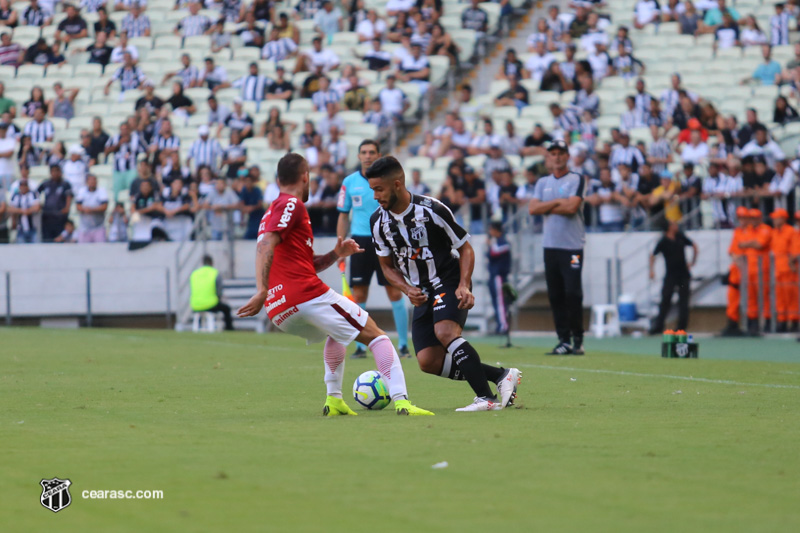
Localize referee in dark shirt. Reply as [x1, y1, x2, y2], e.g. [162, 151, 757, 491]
[528, 140, 587, 355]
[648, 221, 698, 334]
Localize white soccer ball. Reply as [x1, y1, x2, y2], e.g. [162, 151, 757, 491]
[352, 370, 391, 410]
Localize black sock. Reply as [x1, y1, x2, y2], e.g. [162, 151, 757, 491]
[446, 338, 495, 399]
[439, 352, 466, 380]
[441, 354, 504, 384]
[482, 364, 505, 383]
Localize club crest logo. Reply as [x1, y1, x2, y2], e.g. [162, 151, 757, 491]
[675, 343, 689, 357]
[410, 226, 429, 246]
[40, 477, 72, 513]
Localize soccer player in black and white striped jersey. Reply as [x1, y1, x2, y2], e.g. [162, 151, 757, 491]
[366, 156, 521, 412]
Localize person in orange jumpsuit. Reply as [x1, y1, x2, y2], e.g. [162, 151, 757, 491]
[721, 206, 750, 336]
[770, 209, 798, 332]
[739, 208, 773, 334]
[791, 212, 800, 333]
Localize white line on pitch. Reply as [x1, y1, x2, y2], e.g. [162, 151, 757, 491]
[516, 363, 800, 390]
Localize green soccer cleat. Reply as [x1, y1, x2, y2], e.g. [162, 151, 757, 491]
[394, 399, 434, 416]
[322, 396, 358, 417]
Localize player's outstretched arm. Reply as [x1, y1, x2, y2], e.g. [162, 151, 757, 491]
[455, 241, 475, 310]
[314, 236, 364, 272]
[237, 232, 281, 318]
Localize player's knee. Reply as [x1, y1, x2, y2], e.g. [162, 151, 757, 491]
[433, 325, 458, 347]
[416, 352, 442, 375]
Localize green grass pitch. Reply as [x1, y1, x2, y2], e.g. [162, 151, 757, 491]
[3, 327, 799, 532]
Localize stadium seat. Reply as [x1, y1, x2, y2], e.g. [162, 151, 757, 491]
[406, 156, 433, 171]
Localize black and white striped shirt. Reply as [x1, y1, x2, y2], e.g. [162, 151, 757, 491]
[176, 65, 200, 88]
[312, 88, 340, 111]
[648, 138, 671, 174]
[105, 133, 144, 171]
[79, 0, 107, 12]
[177, 15, 211, 38]
[233, 75, 272, 101]
[771, 11, 791, 46]
[261, 37, 297, 62]
[151, 134, 181, 152]
[371, 194, 469, 290]
[189, 137, 223, 171]
[610, 145, 645, 172]
[22, 6, 51, 26]
[23, 119, 55, 143]
[634, 92, 652, 119]
[554, 107, 581, 132]
[121, 14, 150, 38]
[112, 65, 147, 91]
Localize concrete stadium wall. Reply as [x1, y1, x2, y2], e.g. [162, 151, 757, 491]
[0, 230, 731, 318]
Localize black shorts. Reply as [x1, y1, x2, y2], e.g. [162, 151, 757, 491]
[411, 285, 469, 353]
[350, 235, 388, 287]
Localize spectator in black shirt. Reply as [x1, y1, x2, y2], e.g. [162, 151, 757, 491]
[135, 80, 164, 115]
[266, 65, 294, 103]
[88, 116, 109, 163]
[737, 108, 765, 148]
[38, 164, 73, 241]
[649, 221, 698, 334]
[79, 31, 113, 69]
[24, 38, 55, 66]
[93, 7, 117, 39]
[521, 123, 552, 156]
[494, 74, 529, 110]
[457, 164, 486, 234]
[499, 48, 523, 80]
[55, 4, 88, 45]
[167, 82, 196, 119]
[773, 95, 799, 124]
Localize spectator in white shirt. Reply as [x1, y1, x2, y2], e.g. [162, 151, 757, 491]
[76, 173, 109, 242]
[397, 41, 430, 95]
[767, 158, 797, 211]
[741, 125, 785, 168]
[296, 36, 340, 73]
[62, 144, 88, 191]
[681, 130, 709, 165]
[378, 74, 409, 118]
[634, 0, 661, 30]
[0, 122, 16, 191]
[109, 31, 138, 64]
[313, 0, 343, 41]
[524, 40, 555, 85]
[356, 9, 386, 42]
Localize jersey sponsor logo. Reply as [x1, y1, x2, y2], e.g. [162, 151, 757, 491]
[433, 292, 447, 310]
[410, 226, 429, 246]
[266, 294, 287, 313]
[277, 197, 298, 228]
[337, 186, 346, 209]
[397, 246, 433, 260]
[571, 254, 581, 268]
[306, 238, 313, 248]
[274, 306, 299, 326]
[267, 284, 284, 300]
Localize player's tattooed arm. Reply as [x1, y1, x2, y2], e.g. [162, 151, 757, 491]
[314, 236, 364, 272]
[237, 232, 280, 318]
[313, 250, 340, 272]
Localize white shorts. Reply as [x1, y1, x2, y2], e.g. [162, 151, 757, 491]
[271, 289, 368, 345]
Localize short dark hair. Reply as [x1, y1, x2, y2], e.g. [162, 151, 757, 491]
[358, 139, 380, 153]
[365, 155, 404, 182]
[203, 254, 213, 266]
[276, 153, 307, 185]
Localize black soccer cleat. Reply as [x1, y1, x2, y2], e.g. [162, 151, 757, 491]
[398, 345, 411, 359]
[350, 347, 367, 359]
[546, 342, 574, 355]
[572, 339, 585, 355]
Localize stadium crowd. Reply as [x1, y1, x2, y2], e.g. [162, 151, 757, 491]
[0, 0, 798, 245]
[0, 0, 509, 243]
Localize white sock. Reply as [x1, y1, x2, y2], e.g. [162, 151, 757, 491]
[368, 334, 408, 402]
[323, 336, 346, 399]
